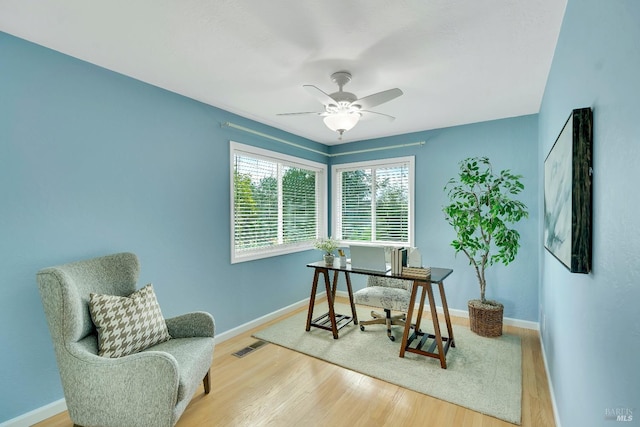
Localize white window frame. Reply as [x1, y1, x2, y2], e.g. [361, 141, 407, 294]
[332, 156, 415, 247]
[230, 141, 328, 263]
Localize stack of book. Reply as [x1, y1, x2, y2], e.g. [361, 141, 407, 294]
[390, 247, 407, 275]
[401, 266, 432, 280]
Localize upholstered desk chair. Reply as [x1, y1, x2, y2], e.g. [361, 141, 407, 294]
[37, 252, 215, 427]
[353, 276, 413, 341]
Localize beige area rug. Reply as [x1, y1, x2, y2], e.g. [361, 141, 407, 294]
[254, 302, 522, 425]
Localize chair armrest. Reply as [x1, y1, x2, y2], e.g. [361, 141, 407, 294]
[165, 311, 215, 338]
[63, 346, 181, 426]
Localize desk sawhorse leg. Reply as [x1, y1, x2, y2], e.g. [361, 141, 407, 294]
[399, 279, 455, 368]
[305, 267, 358, 339]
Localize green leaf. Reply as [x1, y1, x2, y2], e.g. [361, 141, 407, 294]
[442, 156, 528, 298]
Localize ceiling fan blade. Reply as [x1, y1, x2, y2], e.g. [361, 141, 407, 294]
[360, 110, 396, 121]
[303, 85, 337, 107]
[352, 88, 403, 110]
[276, 111, 325, 116]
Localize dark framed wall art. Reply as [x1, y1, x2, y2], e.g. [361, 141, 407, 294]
[544, 107, 593, 273]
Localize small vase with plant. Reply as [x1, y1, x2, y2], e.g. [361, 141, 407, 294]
[314, 237, 339, 266]
[443, 157, 528, 337]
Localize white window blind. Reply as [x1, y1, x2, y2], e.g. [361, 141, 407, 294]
[333, 157, 414, 246]
[231, 142, 326, 263]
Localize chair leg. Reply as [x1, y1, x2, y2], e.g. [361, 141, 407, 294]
[385, 310, 394, 340]
[359, 310, 386, 327]
[384, 309, 403, 341]
[203, 369, 211, 394]
[359, 308, 407, 341]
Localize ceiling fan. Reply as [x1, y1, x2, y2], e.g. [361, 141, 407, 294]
[278, 71, 403, 139]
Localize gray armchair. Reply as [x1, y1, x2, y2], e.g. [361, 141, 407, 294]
[37, 252, 215, 427]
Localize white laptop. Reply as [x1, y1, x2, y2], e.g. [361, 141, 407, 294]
[349, 245, 391, 273]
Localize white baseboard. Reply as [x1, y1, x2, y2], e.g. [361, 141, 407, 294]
[335, 290, 540, 330]
[0, 398, 67, 427]
[215, 292, 323, 344]
[539, 334, 562, 427]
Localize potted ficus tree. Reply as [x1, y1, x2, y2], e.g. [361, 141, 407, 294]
[443, 157, 528, 337]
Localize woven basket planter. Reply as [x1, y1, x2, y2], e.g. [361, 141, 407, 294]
[468, 299, 504, 337]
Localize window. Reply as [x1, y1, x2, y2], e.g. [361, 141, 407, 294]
[231, 142, 327, 263]
[333, 156, 414, 246]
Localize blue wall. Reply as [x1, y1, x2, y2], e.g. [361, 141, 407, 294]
[329, 117, 540, 321]
[538, 1, 640, 426]
[0, 32, 328, 421]
[1, 31, 539, 422]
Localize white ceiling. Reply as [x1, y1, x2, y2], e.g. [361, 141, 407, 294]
[0, 0, 567, 145]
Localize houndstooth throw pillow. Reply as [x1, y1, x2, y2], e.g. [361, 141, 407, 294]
[89, 284, 171, 358]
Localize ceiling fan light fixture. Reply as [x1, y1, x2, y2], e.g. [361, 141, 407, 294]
[323, 112, 360, 134]
[278, 71, 403, 140]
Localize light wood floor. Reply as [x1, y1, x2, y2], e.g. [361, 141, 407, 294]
[35, 297, 555, 427]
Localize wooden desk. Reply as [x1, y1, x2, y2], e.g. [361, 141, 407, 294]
[399, 267, 455, 369]
[306, 263, 455, 368]
[305, 261, 359, 339]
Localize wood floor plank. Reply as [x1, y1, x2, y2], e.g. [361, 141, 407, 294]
[33, 297, 555, 427]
